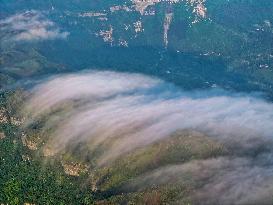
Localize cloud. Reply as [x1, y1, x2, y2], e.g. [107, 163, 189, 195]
[24, 71, 273, 203]
[0, 10, 69, 41]
[24, 71, 273, 162]
[127, 157, 273, 205]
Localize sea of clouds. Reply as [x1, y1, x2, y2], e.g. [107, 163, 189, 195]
[24, 71, 273, 204]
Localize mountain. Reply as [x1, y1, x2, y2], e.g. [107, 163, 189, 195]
[1, 0, 273, 94]
[1, 1, 273, 204]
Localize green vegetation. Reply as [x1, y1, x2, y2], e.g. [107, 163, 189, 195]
[1, 1, 273, 203]
[0, 91, 229, 204]
[0, 92, 95, 205]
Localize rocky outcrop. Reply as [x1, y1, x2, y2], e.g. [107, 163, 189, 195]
[0, 108, 8, 124]
[0, 132, 5, 140]
[21, 133, 38, 151]
[61, 161, 88, 176]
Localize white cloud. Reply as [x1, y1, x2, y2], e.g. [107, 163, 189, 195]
[24, 71, 273, 163]
[23, 70, 273, 203]
[128, 157, 273, 204]
[0, 10, 69, 41]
